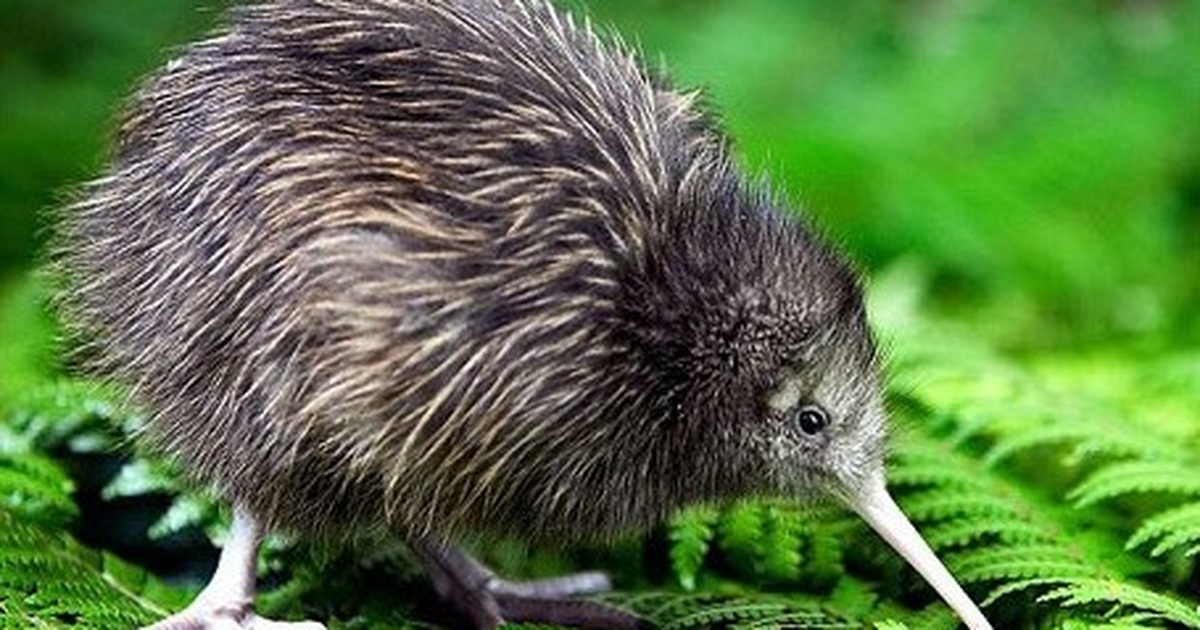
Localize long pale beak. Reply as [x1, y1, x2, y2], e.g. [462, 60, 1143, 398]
[849, 477, 993, 630]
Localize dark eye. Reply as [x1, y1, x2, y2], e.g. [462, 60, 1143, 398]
[796, 405, 828, 435]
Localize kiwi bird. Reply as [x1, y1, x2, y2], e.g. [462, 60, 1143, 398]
[58, 0, 993, 628]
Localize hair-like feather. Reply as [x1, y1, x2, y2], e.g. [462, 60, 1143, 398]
[57, 0, 874, 544]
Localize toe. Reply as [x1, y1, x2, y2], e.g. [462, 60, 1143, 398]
[245, 615, 327, 629]
[491, 570, 612, 598]
[142, 609, 325, 630]
[142, 610, 242, 630]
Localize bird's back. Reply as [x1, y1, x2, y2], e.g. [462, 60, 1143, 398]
[58, 0, 728, 539]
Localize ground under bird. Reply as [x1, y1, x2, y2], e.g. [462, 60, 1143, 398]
[57, 0, 994, 628]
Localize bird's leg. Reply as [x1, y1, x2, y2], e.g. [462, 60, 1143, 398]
[410, 539, 642, 629]
[143, 506, 325, 630]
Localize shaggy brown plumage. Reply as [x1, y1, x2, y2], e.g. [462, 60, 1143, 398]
[58, 0, 880, 547]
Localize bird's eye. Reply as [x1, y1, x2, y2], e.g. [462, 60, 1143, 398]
[796, 405, 828, 435]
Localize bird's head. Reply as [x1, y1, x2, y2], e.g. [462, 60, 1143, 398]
[620, 189, 992, 629]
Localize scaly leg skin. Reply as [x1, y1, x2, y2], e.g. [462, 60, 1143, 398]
[411, 539, 643, 630]
[143, 506, 325, 630]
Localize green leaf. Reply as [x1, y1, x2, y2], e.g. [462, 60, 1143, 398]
[1069, 462, 1200, 508]
[0, 509, 171, 629]
[668, 506, 719, 591]
[1039, 579, 1200, 629]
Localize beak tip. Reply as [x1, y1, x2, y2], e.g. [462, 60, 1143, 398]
[849, 482, 993, 630]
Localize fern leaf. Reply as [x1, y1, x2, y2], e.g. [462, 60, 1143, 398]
[0, 509, 170, 629]
[899, 490, 1016, 523]
[1126, 502, 1200, 558]
[756, 504, 805, 582]
[803, 524, 847, 586]
[887, 459, 985, 490]
[603, 592, 862, 629]
[1148, 527, 1200, 559]
[981, 577, 1074, 606]
[0, 451, 76, 527]
[669, 506, 719, 591]
[948, 545, 1098, 584]
[736, 610, 857, 629]
[660, 601, 790, 630]
[1069, 461, 1200, 507]
[922, 517, 1047, 549]
[9, 379, 132, 452]
[149, 494, 218, 540]
[102, 459, 178, 500]
[656, 597, 854, 630]
[822, 577, 875, 619]
[984, 424, 1093, 466]
[1039, 578, 1200, 629]
[984, 422, 1164, 468]
[718, 501, 767, 579]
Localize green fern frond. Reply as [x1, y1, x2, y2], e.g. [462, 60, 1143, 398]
[947, 545, 1098, 584]
[825, 576, 878, 618]
[0, 452, 188, 625]
[1126, 502, 1200, 558]
[1069, 461, 1200, 507]
[6, 378, 133, 455]
[148, 494, 219, 540]
[101, 459, 177, 500]
[874, 294, 1200, 623]
[0, 451, 76, 528]
[898, 489, 1017, 523]
[802, 522, 847, 586]
[1038, 578, 1200, 629]
[717, 502, 769, 578]
[656, 597, 851, 630]
[669, 506, 720, 590]
[597, 591, 864, 629]
[886, 457, 987, 489]
[984, 423, 1156, 467]
[980, 577, 1074, 606]
[887, 426, 1185, 624]
[922, 517, 1047, 549]
[659, 601, 784, 629]
[755, 505, 805, 582]
[0, 509, 171, 629]
[715, 502, 806, 583]
[1076, 621, 1174, 630]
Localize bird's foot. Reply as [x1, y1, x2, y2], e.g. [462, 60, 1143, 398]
[413, 540, 642, 629]
[142, 600, 326, 629]
[143, 506, 325, 630]
[489, 572, 640, 629]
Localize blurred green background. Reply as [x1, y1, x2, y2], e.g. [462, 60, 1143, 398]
[1, 2, 1198, 627]
[1, 0, 1197, 344]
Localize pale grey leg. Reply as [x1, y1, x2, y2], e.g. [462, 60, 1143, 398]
[143, 506, 325, 630]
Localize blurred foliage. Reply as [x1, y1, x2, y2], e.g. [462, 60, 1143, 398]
[573, 0, 1200, 346]
[0, 0, 230, 274]
[1, 0, 1198, 629]
[3, 0, 1198, 347]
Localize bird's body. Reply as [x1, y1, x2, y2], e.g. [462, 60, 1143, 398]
[64, 0, 853, 541]
[59, 2, 993, 628]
